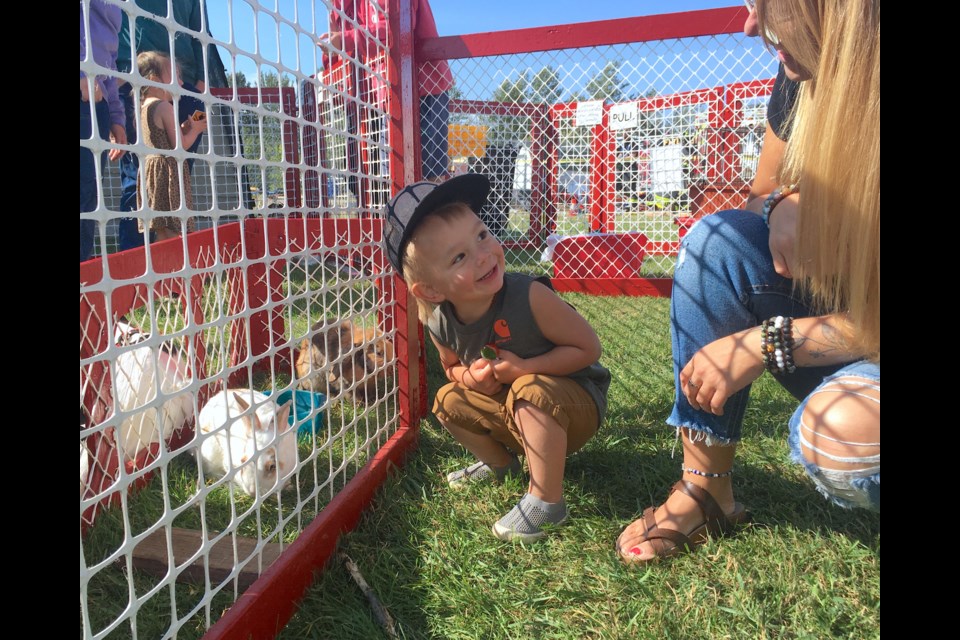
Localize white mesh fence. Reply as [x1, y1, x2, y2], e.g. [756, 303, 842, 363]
[82, 3, 783, 636]
[80, 1, 397, 638]
[430, 31, 777, 277]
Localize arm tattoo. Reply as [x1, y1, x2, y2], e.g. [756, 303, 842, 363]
[794, 322, 845, 360]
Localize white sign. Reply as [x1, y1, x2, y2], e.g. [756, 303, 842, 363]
[609, 102, 639, 131]
[575, 100, 604, 127]
[649, 145, 685, 193]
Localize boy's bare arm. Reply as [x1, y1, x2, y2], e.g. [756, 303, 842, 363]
[492, 282, 601, 384]
[432, 334, 502, 395]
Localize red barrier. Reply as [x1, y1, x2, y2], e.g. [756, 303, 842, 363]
[79, 217, 391, 533]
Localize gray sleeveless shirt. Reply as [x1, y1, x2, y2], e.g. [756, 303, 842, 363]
[427, 272, 610, 423]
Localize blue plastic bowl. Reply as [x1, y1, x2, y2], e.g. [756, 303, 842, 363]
[265, 389, 326, 439]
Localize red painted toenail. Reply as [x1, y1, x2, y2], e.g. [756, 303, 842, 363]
[628, 547, 642, 556]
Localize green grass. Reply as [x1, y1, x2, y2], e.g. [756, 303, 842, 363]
[81, 394, 400, 639]
[82, 256, 401, 639]
[83, 263, 878, 639]
[278, 294, 880, 640]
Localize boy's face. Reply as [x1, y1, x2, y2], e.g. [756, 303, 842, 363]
[409, 207, 505, 308]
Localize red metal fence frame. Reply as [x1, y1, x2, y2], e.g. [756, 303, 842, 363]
[423, 5, 756, 296]
[82, 4, 772, 638]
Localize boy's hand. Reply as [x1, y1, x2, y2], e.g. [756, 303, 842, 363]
[490, 349, 526, 385]
[464, 358, 503, 396]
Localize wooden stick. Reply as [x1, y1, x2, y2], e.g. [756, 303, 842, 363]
[339, 553, 398, 638]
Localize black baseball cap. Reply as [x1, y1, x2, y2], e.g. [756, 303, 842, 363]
[383, 173, 490, 275]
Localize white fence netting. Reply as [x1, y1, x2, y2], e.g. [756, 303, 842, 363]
[429, 30, 777, 277]
[80, 1, 398, 638]
[82, 2, 781, 637]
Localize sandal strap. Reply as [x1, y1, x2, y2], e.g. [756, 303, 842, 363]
[640, 524, 693, 554]
[672, 479, 735, 537]
[642, 506, 657, 533]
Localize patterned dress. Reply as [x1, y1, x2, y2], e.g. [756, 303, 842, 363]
[137, 97, 194, 234]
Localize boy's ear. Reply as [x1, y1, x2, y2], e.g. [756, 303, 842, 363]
[410, 281, 445, 304]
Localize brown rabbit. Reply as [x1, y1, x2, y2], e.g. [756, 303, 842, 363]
[349, 323, 396, 402]
[295, 319, 394, 403]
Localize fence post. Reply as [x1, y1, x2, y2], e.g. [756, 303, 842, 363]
[389, 0, 426, 426]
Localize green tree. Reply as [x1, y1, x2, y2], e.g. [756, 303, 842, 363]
[489, 73, 530, 145]
[585, 61, 625, 103]
[258, 71, 292, 88]
[227, 71, 249, 88]
[448, 85, 475, 126]
[530, 66, 561, 105]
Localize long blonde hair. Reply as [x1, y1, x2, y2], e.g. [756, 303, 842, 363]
[758, 0, 880, 362]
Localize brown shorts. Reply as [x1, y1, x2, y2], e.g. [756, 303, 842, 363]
[432, 374, 599, 457]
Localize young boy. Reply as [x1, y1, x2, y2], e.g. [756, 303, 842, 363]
[383, 174, 611, 542]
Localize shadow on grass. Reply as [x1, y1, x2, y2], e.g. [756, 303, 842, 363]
[570, 446, 879, 548]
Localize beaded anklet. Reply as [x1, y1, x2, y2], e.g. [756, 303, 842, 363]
[761, 315, 797, 375]
[682, 466, 733, 479]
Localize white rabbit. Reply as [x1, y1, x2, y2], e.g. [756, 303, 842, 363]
[80, 407, 91, 496]
[113, 318, 194, 461]
[80, 442, 90, 496]
[197, 390, 296, 497]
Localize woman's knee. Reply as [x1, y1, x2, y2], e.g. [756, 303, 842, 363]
[793, 375, 880, 510]
[799, 376, 880, 470]
[679, 209, 764, 259]
[674, 209, 775, 298]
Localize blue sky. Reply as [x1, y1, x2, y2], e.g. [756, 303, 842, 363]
[206, 1, 750, 84]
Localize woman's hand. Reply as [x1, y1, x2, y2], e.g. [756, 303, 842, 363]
[464, 358, 504, 396]
[680, 327, 765, 415]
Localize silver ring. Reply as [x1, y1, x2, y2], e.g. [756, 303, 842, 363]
[688, 380, 699, 389]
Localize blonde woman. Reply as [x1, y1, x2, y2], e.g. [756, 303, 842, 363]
[617, 0, 880, 563]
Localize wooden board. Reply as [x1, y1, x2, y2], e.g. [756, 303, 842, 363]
[128, 527, 283, 591]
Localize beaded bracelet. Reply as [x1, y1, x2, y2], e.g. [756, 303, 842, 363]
[760, 315, 797, 374]
[761, 184, 798, 228]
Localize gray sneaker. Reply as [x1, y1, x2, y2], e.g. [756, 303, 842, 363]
[446, 456, 522, 489]
[492, 493, 568, 542]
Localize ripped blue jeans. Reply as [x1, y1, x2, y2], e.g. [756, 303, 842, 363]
[667, 210, 879, 511]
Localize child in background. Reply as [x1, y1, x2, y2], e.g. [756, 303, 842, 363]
[80, 0, 128, 262]
[384, 174, 611, 542]
[135, 52, 206, 241]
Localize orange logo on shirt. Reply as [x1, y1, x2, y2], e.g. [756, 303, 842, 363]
[494, 319, 511, 342]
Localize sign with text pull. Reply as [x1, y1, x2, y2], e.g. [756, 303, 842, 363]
[609, 102, 639, 131]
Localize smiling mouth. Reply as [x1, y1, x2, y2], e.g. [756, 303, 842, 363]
[478, 264, 498, 282]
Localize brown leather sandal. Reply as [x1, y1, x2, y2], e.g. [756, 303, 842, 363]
[623, 479, 750, 562]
